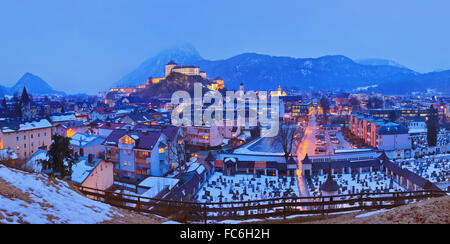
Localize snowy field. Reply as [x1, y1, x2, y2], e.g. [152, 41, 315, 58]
[395, 154, 450, 183]
[0, 164, 122, 224]
[308, 171, 405, 196]
[196, 172, 300, 203]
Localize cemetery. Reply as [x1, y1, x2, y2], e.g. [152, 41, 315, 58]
[195, 172, 300, 203]
[307, 171, 406, 196]
[395, 154, 450, 183]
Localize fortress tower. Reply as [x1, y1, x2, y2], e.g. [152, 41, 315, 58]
[165, 60, 178, 77]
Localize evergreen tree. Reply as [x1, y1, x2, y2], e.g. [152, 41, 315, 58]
[12, 93, 22, 119]
[41, 135, 75, 177]
[427, 105, 438, 147]
[319, 97, 330, 122]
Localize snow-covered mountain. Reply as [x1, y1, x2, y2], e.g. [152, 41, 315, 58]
[356, 58, 408, 69]
[116, 44, 450, 94]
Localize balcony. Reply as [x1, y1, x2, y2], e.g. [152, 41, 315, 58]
[135, 157, 148, 164]
[136, 162, 150, 169]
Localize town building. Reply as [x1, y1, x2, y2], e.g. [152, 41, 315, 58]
[70, 133, 105, 158]
[165, 60, 204, 78]
[96, 122, 125, 138]
[49, 113, 78, 136]
[214, 153, 298, 177]
[0, 119, 52, 160]
[350, 113, 411, 159]
[103, 128, 170, 180]
[54, 120, 88, 138]
[71, 155, 114, 191]
[91, 107, 117, 121]
[184, 125, 224, 149]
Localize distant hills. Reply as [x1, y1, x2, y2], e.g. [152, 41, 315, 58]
[116, 44, 450, 95]
[1, 73, 64, 97]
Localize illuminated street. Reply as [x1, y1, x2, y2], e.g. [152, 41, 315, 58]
[295, 109, 318, 197]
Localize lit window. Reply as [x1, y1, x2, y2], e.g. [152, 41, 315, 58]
[159, 148, 165, 154]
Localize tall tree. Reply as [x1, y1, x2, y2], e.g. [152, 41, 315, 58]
[348, 96, 360, 111]
[319, 97, 330, 122]
[41, 135, 75, 177]
[427, 105, 439, 147]
[367, 96, 383, 109]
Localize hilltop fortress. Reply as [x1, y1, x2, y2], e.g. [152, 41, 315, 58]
[106, 61, 225, 104]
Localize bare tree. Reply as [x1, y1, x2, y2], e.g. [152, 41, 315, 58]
[276, 123, 302, 163]
[168, 136, 189, 173]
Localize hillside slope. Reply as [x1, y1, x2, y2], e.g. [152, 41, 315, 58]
[0, 164, 164, 224]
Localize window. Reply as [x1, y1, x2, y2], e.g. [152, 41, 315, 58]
[38, 133, 40, 138]
[16, 137, 19, 141]
[24, 135, 26, 140]
[31, 134, 33, 139]
[44, 132, 47, 137]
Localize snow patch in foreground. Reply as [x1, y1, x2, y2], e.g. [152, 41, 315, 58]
[0, 165, 122, 224]
[355, 209, 392, 219]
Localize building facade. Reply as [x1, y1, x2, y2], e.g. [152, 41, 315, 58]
[0, 119, 52, 160]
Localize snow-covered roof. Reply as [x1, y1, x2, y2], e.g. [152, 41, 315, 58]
[187, 162, 206, 175]
[49, 114, 77, 123]
[1, 119, 52, 133]
[71, 157, 102, 185]
[409, 128, 427, 134]
[334, 148, 374, 154]
[138, 176, 180, 198]
[70, 133, 104, 148]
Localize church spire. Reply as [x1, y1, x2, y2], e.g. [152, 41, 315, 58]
[20, 86, 30, 105]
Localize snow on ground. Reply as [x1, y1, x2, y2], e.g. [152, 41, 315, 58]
[0, 164, 122, 224]
[162, 220, 182, 224]
[395, 154, 450, 183]
[355, 208, 392, 219]
[22, 149, 47, 172]
[411, 131, 449, 154]
[196, 172, 300, 203]
[0, 149, 18, 161]
[308, 171, 405, 196]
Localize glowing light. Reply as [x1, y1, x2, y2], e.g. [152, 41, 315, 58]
[66, 129, 76, 138]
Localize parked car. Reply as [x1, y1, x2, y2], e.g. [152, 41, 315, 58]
[315, 146, 326, 153]
[315, 140, 326, 146]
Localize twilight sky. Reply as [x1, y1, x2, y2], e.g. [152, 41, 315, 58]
[1, 0, 449, 94]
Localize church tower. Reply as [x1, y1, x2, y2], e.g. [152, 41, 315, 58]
[20, 86, 32, 120]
